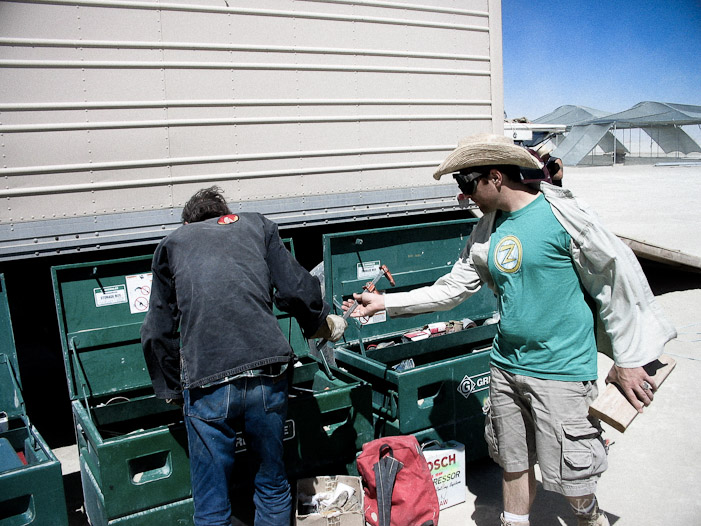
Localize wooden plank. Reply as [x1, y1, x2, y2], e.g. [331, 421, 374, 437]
[618, 236, 701, 272]
[589, 355, 676, 433]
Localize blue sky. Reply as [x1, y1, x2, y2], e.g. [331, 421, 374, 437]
[501, 0, 701, 120]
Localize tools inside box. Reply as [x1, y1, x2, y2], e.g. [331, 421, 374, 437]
[1, 429, 57, 472]
[0, 433, 31, 472]
[290, 363, 354, 395]
[342, 314, 498, 370]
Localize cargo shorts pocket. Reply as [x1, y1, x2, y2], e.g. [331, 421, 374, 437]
[483, 399, 501, 464]
[560, 420, 608, 482]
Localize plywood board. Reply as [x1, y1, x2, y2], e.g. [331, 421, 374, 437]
[589, 355, 676, 432]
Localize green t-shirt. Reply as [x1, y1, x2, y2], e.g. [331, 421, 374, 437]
[487, 194, 597, 381]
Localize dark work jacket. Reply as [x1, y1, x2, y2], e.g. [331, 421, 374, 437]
[141, 213, 329, 399]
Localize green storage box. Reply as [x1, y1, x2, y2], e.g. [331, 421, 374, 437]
[51, 256, 193, 526]
[0, 274, 69, 526]
[323, 219, 498, 451]
[51, 249, 373, 525]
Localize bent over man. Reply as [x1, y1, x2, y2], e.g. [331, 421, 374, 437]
[142, 186, 346, 526]
[344, 134, 676, 526]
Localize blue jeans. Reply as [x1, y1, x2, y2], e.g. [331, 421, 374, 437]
[184, 374, 291, 526]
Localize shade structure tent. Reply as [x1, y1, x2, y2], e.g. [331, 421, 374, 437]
[534, 102, 701, 166]
[533, 105, 629, 165]
[534, 105, 610, 125]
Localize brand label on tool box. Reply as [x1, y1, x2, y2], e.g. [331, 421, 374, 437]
[94, 285, 128, 307]
[457, 372, 490, 399]
[235, 419, 295, 453]
[356, 261, 381, 280]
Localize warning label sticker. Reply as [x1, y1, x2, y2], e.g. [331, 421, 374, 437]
[126, 273, 153, 314]
[361, 311, 387, 325]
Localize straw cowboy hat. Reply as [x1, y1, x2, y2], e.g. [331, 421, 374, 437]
[433, 133, 543, 180]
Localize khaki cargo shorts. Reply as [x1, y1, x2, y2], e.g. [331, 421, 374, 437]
[484, 365, 608, 497]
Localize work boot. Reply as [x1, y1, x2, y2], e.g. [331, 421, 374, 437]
[500, 513, 529, 526]
[575, 504, 610, 526]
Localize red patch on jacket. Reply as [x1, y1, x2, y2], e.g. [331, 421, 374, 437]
[217, 214, 239, 224]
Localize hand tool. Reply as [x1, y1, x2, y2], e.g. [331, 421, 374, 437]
[310, 264, 395, 379]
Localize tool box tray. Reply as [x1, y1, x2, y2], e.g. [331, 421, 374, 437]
[52, 256, 194, 523]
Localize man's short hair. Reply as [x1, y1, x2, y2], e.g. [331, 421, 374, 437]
[492, 164, 522, 182]
[474, 165, 521, 182]
[181, 186, 232, 223]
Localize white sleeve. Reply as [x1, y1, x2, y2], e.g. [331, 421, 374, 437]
[384, 255, 483, 317]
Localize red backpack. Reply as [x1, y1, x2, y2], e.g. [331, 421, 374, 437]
[356, 435, 440, 526]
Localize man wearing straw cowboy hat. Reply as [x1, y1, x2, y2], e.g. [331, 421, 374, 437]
[344, 134, 676, 526]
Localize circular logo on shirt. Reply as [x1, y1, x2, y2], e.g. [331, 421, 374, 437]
[494, 235, 522, 273]
[217, 214, 239, 225]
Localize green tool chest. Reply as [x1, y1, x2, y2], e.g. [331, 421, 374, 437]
[51, 256, 193, 526]
[323, 219, 498, 458]
[51, 249, 373, 525]
[0, 274, 69, 526]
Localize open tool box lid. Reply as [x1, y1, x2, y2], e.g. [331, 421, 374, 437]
[323, 218, 498, 345]
[0, 274, 25, 424]
[51, 256, 156, 404]
[51, 241, 320, 405]
[323, 220, 497, 437]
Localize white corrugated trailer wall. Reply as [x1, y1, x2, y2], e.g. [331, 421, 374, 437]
[0, 0, 503, 259]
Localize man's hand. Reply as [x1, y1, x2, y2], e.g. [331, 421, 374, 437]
[606, 364, 656, 412]
[342, 292, 385, 318]
[311, 314, 348, 342]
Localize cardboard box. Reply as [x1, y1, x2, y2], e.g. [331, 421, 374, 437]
[296, 475, 364, 526]
[423, 440, 466, 510]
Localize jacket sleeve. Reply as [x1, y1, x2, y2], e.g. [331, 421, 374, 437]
[571, 225, 676, 367]
[543, 185, 677, 368]
[384, 220, 488, 317]
[140, 241, 183, 400]
[264, 221, 330, 338]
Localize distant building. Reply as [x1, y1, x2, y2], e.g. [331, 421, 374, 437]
[533, 102, 701, 166]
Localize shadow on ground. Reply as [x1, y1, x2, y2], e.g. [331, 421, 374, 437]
[465, 457, 622, 526]
[641, 261, 701, 295]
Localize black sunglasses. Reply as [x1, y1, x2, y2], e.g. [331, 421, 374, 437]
[453, 170, 488, 196]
